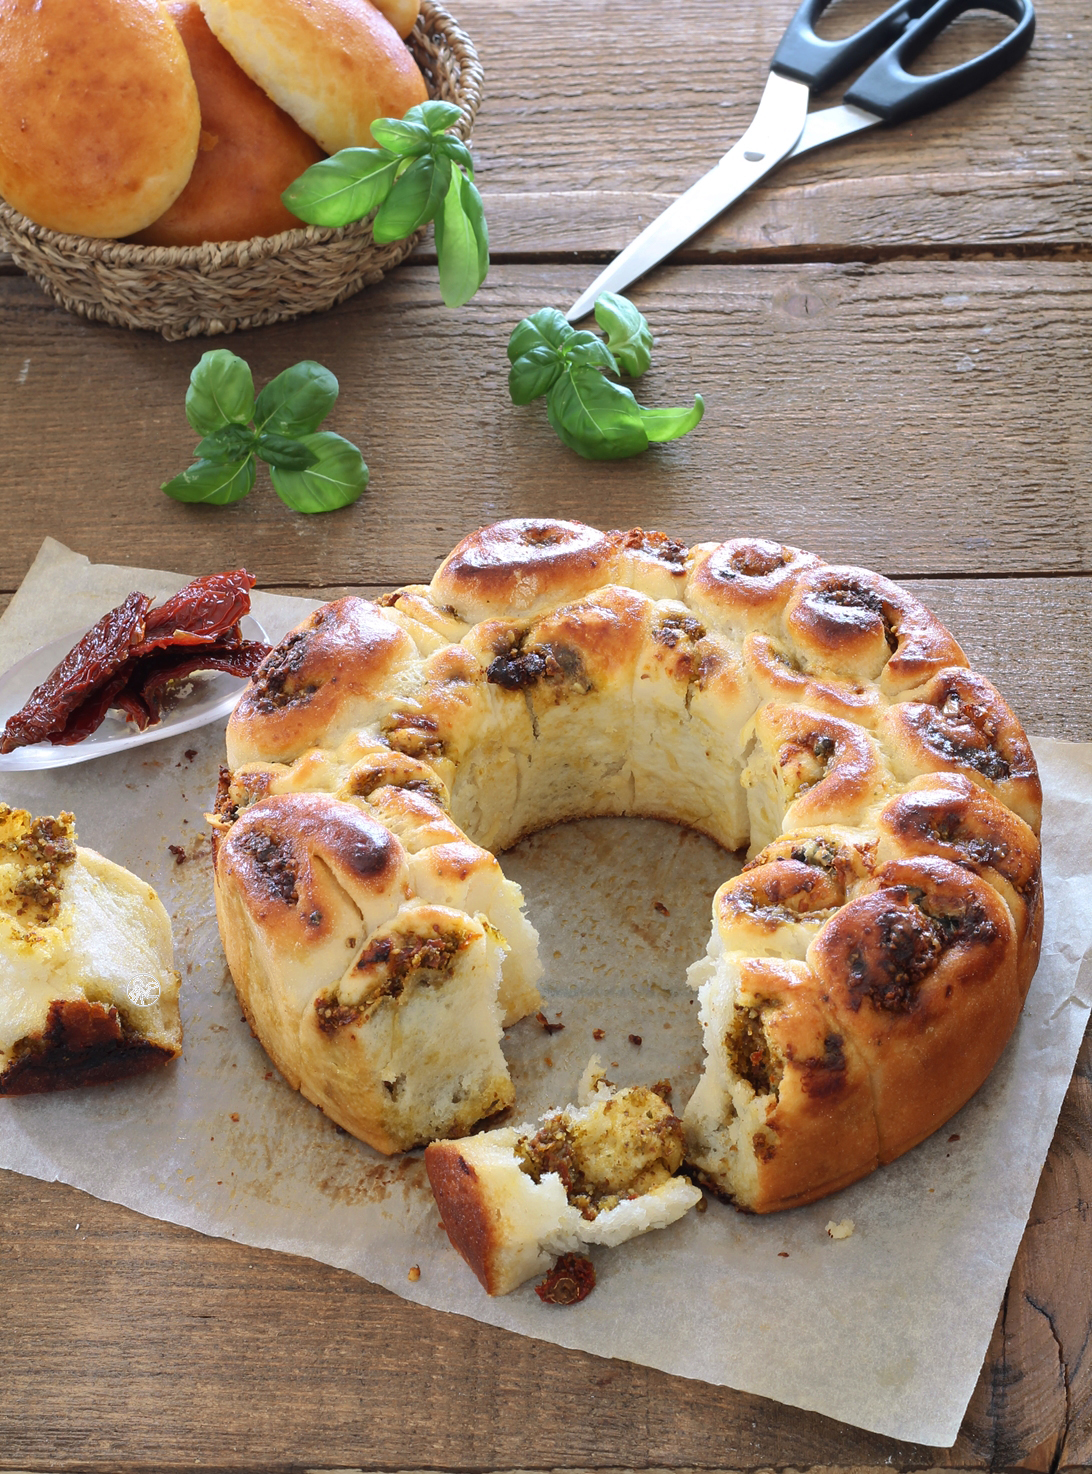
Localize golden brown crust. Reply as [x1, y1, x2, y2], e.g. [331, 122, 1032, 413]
[425, 1143, 500, 1292]
[0, 998, 177, 1096]
[882, 667, 1042, 831]
[0, 0, 201, 238]
[875, 774, 1041, 972]
[430, 519, 616, 623]
[730, 960, 880, 1211]
[743, 631, 885, 724]
[131, 0, 325, 245]
[199, 0, 427, 153]
[783, 564, 967, 696]
[748, 703, 895, 832]
[808, 856, 1023, 1161]
[687, 538, 821, 631]
[215, 791, 406, 945]
[228, 598, 417, 766]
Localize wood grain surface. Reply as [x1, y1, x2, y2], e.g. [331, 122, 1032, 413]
[1, 261, 1090, 590]
[1, 0, 1090, 1467]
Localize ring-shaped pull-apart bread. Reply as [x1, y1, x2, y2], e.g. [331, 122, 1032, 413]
[211, 520, 1042, 1215]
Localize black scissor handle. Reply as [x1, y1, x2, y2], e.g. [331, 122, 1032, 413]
[771, 0, 1034, 112]
[771, 0, 932, 94]
[844, 0, 1034, 122]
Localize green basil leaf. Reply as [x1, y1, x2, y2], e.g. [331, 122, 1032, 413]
[369, 117, 433, 156]
[254, 432, 319, 471]
[463, 171, 489, 282]
[255, 360, 339, 435]
[405, 100, 465, 135]
[433, 134, 474, 176]
[372, 154, 449, 243]
[593, 292, 654, 378]
[508, 307, 574, 363]
[433, 166, 488, 309]
[546, 367, 649, 461]
[194, 423, 257, 463]
[161, 456, 256, 505]
[185, 350, 255, 434]
[563, 333, 619, 376]
[638, 394, 705, 443]
[269, 432, 369, 514]
[282, 148, 400, 228]
[508, 343, 566, 405]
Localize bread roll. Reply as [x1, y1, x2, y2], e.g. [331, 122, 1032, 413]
[0, 0, 201, 238]
[132, 1, 324, 246]
[198, 0, 428, 154]
[369, 0, 419, 39]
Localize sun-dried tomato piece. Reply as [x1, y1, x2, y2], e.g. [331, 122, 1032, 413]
[133, 570, 256, 655]
[2, 570, 269, 752]
[534, 1253, 596, 1305]
[1, 591, 150, 752]
[137, 641, 270, 713]
[55, 672, 133, 745]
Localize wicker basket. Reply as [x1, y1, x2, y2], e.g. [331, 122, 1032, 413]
[0, 0, 482, 340]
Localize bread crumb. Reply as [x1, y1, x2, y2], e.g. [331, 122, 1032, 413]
[826, 1218, 854, 1240]
[408, 1265, 421, 1282]
[229, 1112, 240, 1122]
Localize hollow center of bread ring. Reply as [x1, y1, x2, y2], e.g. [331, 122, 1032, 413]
[498, 816, 739, 1122]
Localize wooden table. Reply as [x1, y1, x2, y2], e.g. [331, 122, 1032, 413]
[1, 1, 1090, 1467]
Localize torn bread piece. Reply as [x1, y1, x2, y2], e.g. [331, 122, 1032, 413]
[425, 1079, 702, 1295]
[298, 901, 513, 1153]
[0, 805, 181, 1094]
[683, 951, 878, 1213]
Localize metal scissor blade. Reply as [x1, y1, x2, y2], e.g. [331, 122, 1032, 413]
[566, 71, 810, 322]
[787, 102, 882, 158]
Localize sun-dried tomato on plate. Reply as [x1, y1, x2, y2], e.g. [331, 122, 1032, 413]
[0, 570, 271, 754]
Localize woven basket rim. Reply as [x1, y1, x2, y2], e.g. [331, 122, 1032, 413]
[0, 0, 483, 268]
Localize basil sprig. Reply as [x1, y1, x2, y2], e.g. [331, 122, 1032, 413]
[282, 100, 488, 309]
[162, 350, 369, 514]
[507, 294, 703, 460]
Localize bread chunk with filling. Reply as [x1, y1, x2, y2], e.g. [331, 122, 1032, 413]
[216, 519, 1042, 1213]
[425, 1080, 702, 1294]
[0, 805, 181, 1093]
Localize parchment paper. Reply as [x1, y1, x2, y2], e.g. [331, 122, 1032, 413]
[2, 538, 1090, 1448]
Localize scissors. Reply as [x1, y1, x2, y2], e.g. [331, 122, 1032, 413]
[566, 0, 1035, 321]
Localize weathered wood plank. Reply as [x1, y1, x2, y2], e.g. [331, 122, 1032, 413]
[1, 261, 1091, 591]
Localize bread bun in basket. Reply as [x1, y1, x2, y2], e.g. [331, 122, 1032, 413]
[132, 0, 324, 246]
[198, 0, 428, 153]
[0, 0, 201, 238]
[211, 520, 1042, 1218]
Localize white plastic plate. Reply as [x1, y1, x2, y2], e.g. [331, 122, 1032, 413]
[0, 615, 268, 771]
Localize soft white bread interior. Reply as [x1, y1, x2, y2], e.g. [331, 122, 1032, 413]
[0, 0, 201, 238]
[0, 805, 181, 1093]
[425, 1079, 702, 1294]
[198, 0, 428, 153]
